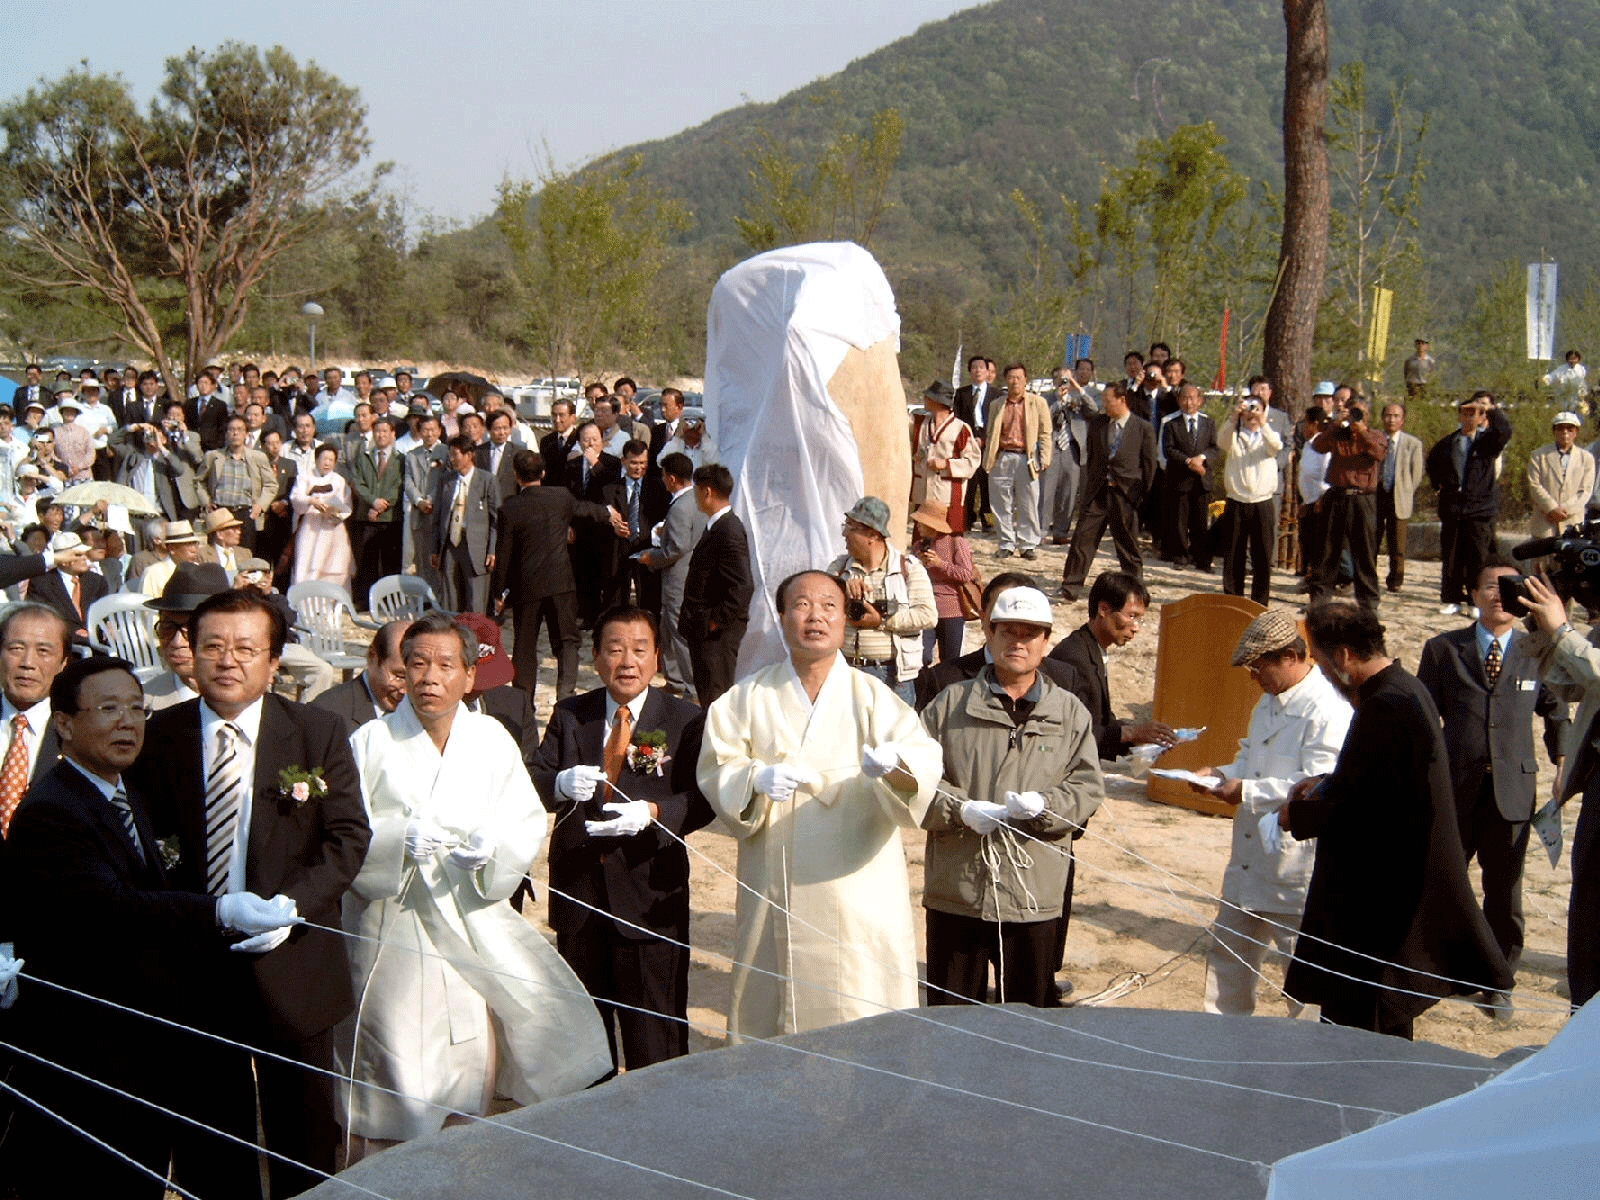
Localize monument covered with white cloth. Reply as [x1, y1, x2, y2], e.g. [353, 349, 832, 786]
[704, 241, 910, 675]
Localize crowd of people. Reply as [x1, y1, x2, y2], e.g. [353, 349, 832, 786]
[0, 351, 1593, 1198]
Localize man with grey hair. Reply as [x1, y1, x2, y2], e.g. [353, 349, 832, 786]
[1190, 610, 1351, 1016]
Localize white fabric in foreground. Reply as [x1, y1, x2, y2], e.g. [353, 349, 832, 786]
[1266, 998, 1600, 1199]
[704, 242, 899, 676]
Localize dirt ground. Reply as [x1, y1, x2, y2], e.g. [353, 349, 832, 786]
[499, 528, 1577, 1063]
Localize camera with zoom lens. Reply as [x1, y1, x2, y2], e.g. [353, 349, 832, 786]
[1501, 520, 1600, 615]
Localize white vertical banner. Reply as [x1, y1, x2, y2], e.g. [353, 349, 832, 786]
[951, 341, 963, 389]
[1527, 262, 1558, 361]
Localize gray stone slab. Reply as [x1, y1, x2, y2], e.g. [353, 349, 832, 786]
[309, 1006, 1496, 1200]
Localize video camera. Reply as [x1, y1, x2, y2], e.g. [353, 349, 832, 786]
[1501, 520, 1600, 614]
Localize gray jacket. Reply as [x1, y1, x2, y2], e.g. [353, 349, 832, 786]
[920, 669, 1103, 922]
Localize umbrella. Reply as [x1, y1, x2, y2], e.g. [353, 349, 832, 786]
[427, 371, 498, 404]
[309, 1006, 1500, 1200]
[56, 481, 163, 516]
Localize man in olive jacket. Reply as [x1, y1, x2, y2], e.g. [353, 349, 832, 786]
[919, 586, 1103, 1008]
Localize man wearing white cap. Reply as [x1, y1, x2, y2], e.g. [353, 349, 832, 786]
[1189, 609, 1351, 1016]
[28, 532, 108, 636]
[919, 586, 1103, 1006]
[1527, 411, 1595, 540]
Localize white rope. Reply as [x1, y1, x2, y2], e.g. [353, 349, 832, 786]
[0, 1038, 390, 1198]
[13, 972, 762, 1200]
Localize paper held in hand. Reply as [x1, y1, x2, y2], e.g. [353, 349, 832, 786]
[1149, 768, 1222, 790]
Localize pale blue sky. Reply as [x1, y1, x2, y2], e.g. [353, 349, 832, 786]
[13, 0, 976, 224]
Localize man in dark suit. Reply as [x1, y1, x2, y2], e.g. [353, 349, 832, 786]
[27, 532, 109, 638]
[1158, 384, 1219, 569]
[1426, 391, 1513, 614]
[256, 429, 297, 584]
[110, 369, 164, 428]
[0, 604, 74, 836]
[346, 416, 406, 607]
[9, 362, 47, 413]
[431, 433, 500, 614]
[602, 439, 670, 614]
[491, 449, 617, 703]
[1061, 383, 1158, 598]
[3, 656, 303, 1197]
[646, 387, 686, 472]
[564, 421, 622, 627]
[531, 605, 711, 1070]
[312, 619, 411, 728]
[953, 355, 997, 530]
[1416, 559, 1565, 1018]
[680, 464, 753, 706]
[476, 408, 521, 501]
[538, 399, 581, 477]
[128, 589, 370, 1199]
[0, 537, 88, 593]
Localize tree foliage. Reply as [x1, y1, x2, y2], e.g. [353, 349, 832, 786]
[733, 105, 904, 253]
[0, 43, 370, 396]
[496, 155, 688, 382]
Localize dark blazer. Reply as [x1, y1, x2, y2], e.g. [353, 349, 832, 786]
[914, 647, 1083, 715]
[953, 382, 997, 437]
[21, 718, 63, 785]
[129, 694, 371, 1042]
[110, 389, 161, 428]
[491, 485, 613, 603]
[472, 685, 540, 769]
[538, 428, 580, 475]
[602, 473, 671, 556]
[531, 687, 712, 939]
[0, 552, 52, 592]
[1080, 413, 1158, 507]
[475, 440, 520, 503]
[28, 568, 109, 630]
[565, 452, 621, 503]
[681, 509, 753, 642]
[1048, 622, 1128, 760]
[1426, 407, 1513, 521]
[1160, 412, 1219, 491]
[193, 395, 231, 450]
[1417, 625, 1565, 822]
[311, 673, 384, 729]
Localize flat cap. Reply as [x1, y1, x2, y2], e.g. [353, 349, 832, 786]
[1231, 609, 1302, 667]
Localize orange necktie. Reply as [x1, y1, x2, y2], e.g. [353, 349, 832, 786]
[602, 705, 633, 802]
[0, 714, 32, 837]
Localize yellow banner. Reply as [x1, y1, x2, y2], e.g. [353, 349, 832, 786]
[1366, 285, 1393, 367]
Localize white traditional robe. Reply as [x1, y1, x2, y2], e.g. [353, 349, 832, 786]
[343, 700, 610, 1140]
[698, 654, 943, 1040]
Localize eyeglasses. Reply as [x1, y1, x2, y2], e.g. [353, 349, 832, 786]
[155, 620, 189, 642]
[196, 642, 268, 663]
[85, 702, 147, 721]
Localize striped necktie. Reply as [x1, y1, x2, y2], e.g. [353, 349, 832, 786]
[109, 783, 143, 860]
[205, 722, 245, 895]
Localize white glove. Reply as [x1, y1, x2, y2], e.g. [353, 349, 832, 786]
[405, 819, 453, 861]
[448, 829, 495, 871]
[753, 763, 821, 803]
[1258, 810, 1283, 855]
[557, 765, 606, 804]
[586, 800, 653, 838]
[861, 742, 902, 779]
[1004, 790, 1046, 820]
[217, 891, 303, 935]
[0, 942, 21, 1010]
[960, 800, 1009, 835]
[231, 926, 293, 954]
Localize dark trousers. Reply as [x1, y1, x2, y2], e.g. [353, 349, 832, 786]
[1311, 490, 1379, 610]
[223, 504, 257, 551]
[1317, 992, 1414, 1040]
[350, 519, 401, 609]
[1459, 773, 1529, 977]
[923, 615, 965, 666]
[570, 536, 610, 626]
[557, 919, 690, 1072]
[1062, 484, 1142, 586]
[1439, 513, 1495, 604]
[171, 1025, 339, 1200]
[604, 555, 661, 617]
[925, 908, 1060, 1007]
[511, 592, 580, 701]
[1053, 848, 1078, 972]
[1161, 476, 1211, 567]
[690, 621, 745, 706]
[1299, 500, 1326, 578]
[1570, 777, 1600, 1008]
[1220, 498, 1274, 603]
[1376, 487, 1407, 589]
[965, 461, 991, 529]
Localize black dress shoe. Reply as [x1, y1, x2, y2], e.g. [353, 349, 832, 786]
[1060, 585, 1078, 601]
[1020, 548, 1037, 560]
[996, 548, 1013, 559]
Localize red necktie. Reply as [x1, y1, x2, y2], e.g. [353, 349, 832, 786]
[0, 714, 32, 838]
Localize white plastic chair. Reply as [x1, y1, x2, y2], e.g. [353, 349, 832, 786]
[367, 575, 443, 624]
[87, 593, 163, 682]
[285, 581, 367, 676]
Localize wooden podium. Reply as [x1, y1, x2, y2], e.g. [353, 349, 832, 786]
[1145, 592, 1268, 817]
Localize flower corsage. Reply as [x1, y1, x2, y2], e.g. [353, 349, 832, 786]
[626, 731, 671, 776]
[274, 765, 328, 808]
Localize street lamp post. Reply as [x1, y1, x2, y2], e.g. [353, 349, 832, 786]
[302, 301, 324, 375]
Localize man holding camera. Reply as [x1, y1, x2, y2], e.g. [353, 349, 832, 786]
[827, 496, 936, 704]
[1217, 393, 1283, 604]
[1307, 398, 1388, 611]
[108, 413, 207, 522]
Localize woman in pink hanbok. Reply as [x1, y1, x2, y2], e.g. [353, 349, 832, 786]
[291, 443, 353, 587]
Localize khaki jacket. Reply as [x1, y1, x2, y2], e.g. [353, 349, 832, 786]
[919, 670, 1102, 922]
[1526, 443, 1596, 537]
[981, 391, 1053, 477]
[1385, 429, 1425, 520]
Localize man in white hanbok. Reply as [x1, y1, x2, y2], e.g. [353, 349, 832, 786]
[698, 570, 944, 1040]
[342, 612, 609, 1152]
